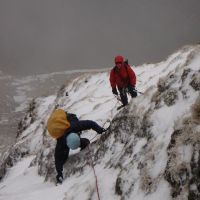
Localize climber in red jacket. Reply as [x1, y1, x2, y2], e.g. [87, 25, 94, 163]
[109, 55, 137, 106]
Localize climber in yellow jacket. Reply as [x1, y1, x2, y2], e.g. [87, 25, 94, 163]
[47, 109, 106, 184]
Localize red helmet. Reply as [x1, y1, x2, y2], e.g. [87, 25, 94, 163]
[114, 55, 124, 64]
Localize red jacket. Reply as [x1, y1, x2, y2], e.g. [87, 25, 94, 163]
[109, 64, 136, 89]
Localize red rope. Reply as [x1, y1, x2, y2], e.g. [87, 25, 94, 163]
[87, 145, 101, 200]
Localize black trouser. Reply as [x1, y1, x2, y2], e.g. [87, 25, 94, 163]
[55, 136, 90, 176]
[118, 85, 137, 106]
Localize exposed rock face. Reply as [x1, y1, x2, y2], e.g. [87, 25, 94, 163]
[0, 145, 29, 181]
[164, 117, 200, 200]
[152, 72, 179, 108]
[191, 96, 200, 122]
[0, 99, 38, 181]
[190, 73, 200, 91]
[16, 99, 37, 138]
[163, 89, 178, 106]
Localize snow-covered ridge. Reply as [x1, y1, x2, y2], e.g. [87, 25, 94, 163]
[0, 45, 200, 200]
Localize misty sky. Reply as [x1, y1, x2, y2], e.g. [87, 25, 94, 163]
[0, 0, 200, 76]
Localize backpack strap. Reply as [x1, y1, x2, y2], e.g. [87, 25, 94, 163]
[113, 65, 117, 73]
[124, 62, 131, 83]
[113, 62, 129, 78]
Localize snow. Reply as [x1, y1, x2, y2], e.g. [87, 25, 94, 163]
[130, 179, 171, 200]
[0, 158, 119, 200]
[0, 159, 63, 200]
[0, 45, 200, 200]
[177, 145, 193, 163]
[37, 95, 57, 117]
[133, 138, 147, 155]
[188, 50, 200, 70]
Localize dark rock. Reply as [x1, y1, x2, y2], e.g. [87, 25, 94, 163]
[151, 91, 162, 109]
[157, 78, 168, 93]
[163, 89, 178, 106]
[115, 177, 123, 196]
[181, 68, 191, 82]
[191, 96, 200, 122]
[188, 148, 200, 199]
[57, 84, 65, 97]
[167, 129, 182, 150]
[190, 73, 200, 91]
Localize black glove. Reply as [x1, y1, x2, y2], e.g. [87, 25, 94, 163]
[67, 113, 79, 122]
[130, 85, 137, 97]
[112, 88, 118, 95]
[56, 173, 63, 184]
[98, 128, 106, 134]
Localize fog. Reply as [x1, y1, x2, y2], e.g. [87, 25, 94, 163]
[0, 0, 200, 76]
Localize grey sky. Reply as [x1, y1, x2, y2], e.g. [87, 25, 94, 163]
[0, 0, 200, 76]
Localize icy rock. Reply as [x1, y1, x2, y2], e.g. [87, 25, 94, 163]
[190, 73, 200, 91]
[163, 89, 178, 106]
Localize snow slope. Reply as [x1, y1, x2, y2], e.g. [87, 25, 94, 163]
[0, 45, 200, 200]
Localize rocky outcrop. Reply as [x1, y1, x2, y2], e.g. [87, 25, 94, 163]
[190, 73, 200, 91]
[1, 45, 200, 200]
